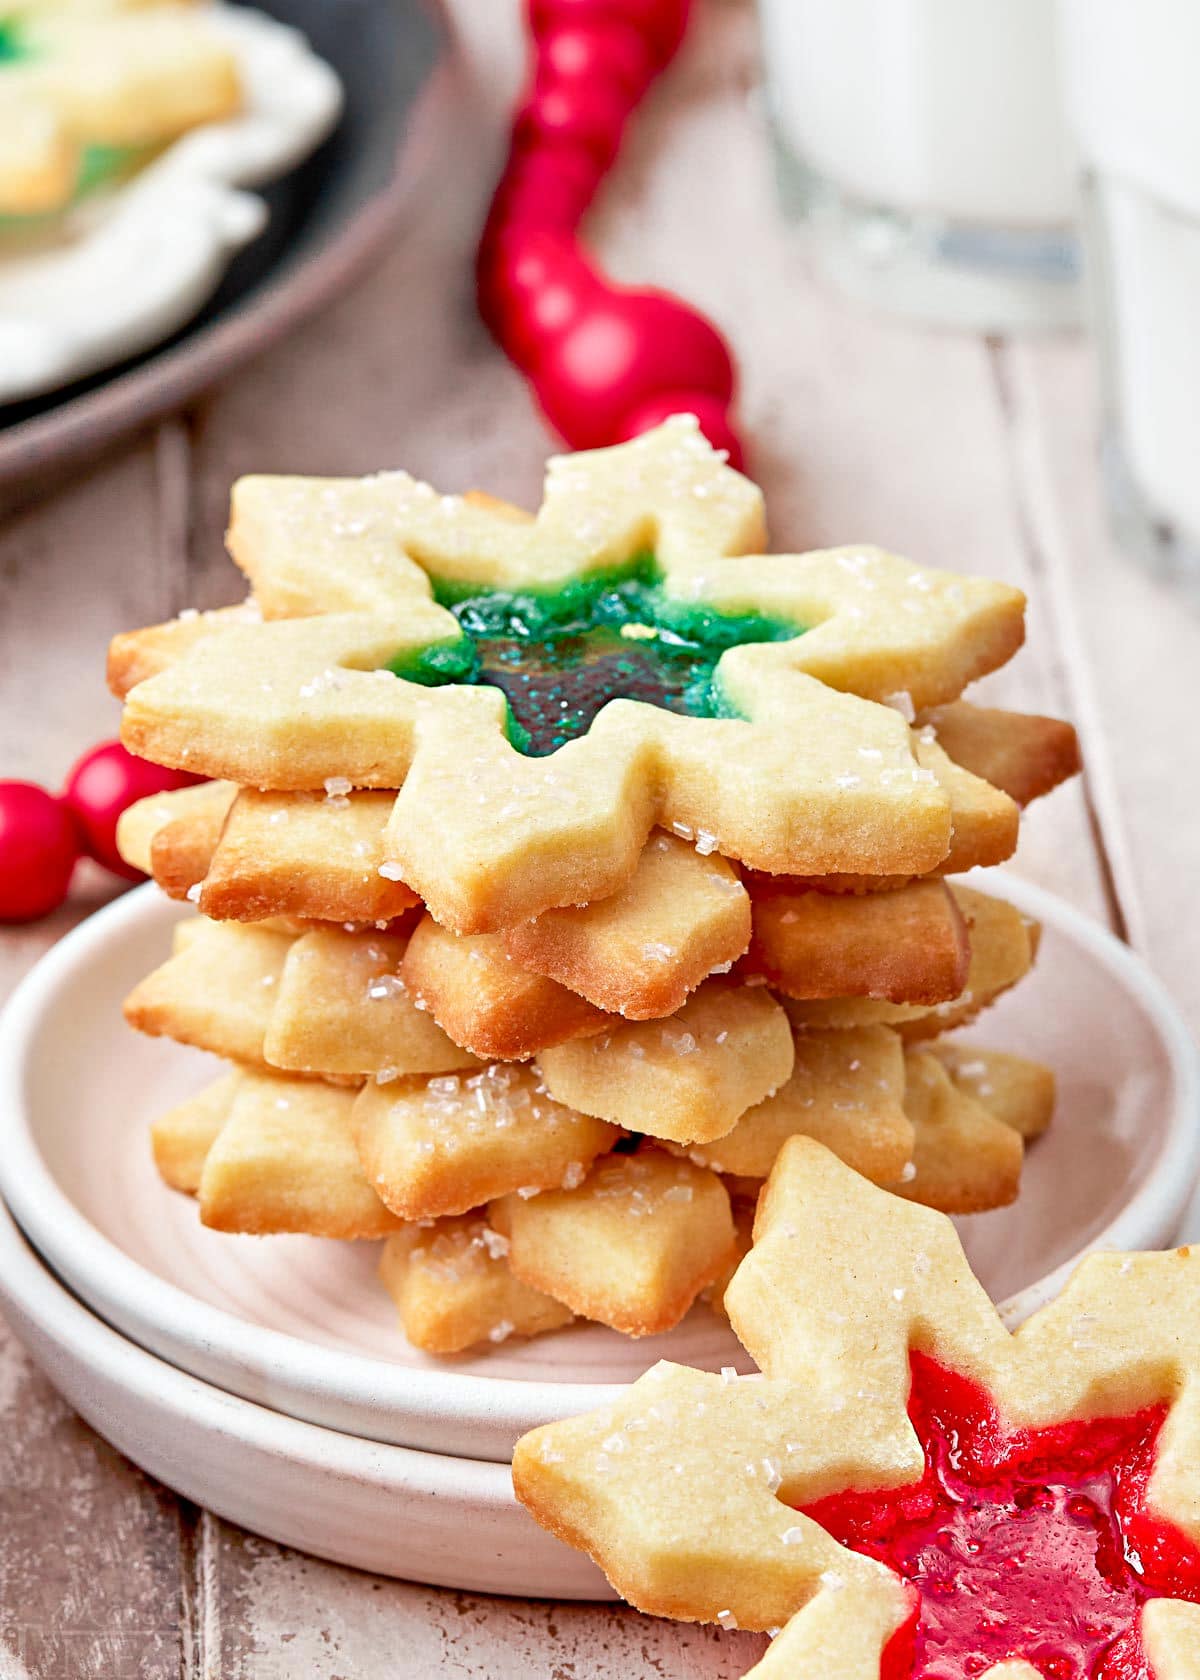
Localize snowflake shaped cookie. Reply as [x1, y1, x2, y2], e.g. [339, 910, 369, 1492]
[0, 1, 240, 216]
[113, 420, 1025, 932]
[514, 1139, 1200, 1678]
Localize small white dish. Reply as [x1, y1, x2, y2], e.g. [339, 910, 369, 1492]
[0, 876, 1196, 1463]
[0, 3, 342, 403]
[0, 1194, 610, 1598]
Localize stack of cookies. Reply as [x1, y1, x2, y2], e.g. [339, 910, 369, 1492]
[109, 419, 1080, 1356]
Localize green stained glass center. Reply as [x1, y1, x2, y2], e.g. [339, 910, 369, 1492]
[390, 557, 800, 756]
[0, 18, 26, 59]
[76, 143, 148, 195]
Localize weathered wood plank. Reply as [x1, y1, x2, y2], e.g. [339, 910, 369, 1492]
[1005, 339, 1200, 1031]
[0, 433, 185, 984]
[208, 1528, 765, 1680]
[0, 1298, 185, 1678]
[0, 436, 189, 1678]
[0, 440, 177, 782]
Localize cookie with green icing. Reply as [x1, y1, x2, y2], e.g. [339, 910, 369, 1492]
[397, 557, 797, 755]
[0, 3, 239, 218]
[109, 419, 1026, 933]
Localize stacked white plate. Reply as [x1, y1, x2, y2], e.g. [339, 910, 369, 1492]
[0, 878, 1196, 1596]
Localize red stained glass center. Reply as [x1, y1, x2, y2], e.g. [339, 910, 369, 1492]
[801, 1353, 1200, 1680]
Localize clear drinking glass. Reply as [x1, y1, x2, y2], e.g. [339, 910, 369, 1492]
[757, 0, 1080, 331]
[1061, 0, 1200, 597]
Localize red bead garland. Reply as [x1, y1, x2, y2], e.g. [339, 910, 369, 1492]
[477, 0, 745, 468]
[63, 741, 199, 882]
[529, 0, 689, 66]
[0, 784, 81, 923]
[0, 742, 199, 923]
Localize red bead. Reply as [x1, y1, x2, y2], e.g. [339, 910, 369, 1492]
[616, 389, 745, 470]
[479, 229, 602, 370]
[0, 782, 79, 922]
[538, 22, 655, 99]
[63, 740, 200, 881]
[529, 285, 735, 449]
[515, 78, 631, 169]
[529, 0, 691, 66]
[487, 176, 585, 239]
[487, 144, 601, 237]
[480, 1, 736, 464]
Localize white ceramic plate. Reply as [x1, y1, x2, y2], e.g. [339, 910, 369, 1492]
[0, 1194, 611, 1598]
[0, 877, 1196, 1463]
[0, 3, 342, 402]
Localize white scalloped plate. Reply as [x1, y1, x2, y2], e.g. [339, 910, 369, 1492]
[0, 3, 342, 402]
[0, 876, 1196, 1463]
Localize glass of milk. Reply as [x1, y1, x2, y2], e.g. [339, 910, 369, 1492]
[1060, 0, 1200, 594]
[758, 0, 1079, 330]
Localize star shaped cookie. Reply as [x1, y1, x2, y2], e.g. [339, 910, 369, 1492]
[514, 1139, 1200, 1677]
[110, 419, 1026, 932]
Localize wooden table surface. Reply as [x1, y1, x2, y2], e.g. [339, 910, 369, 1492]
[1, 2, 1197, 1673]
